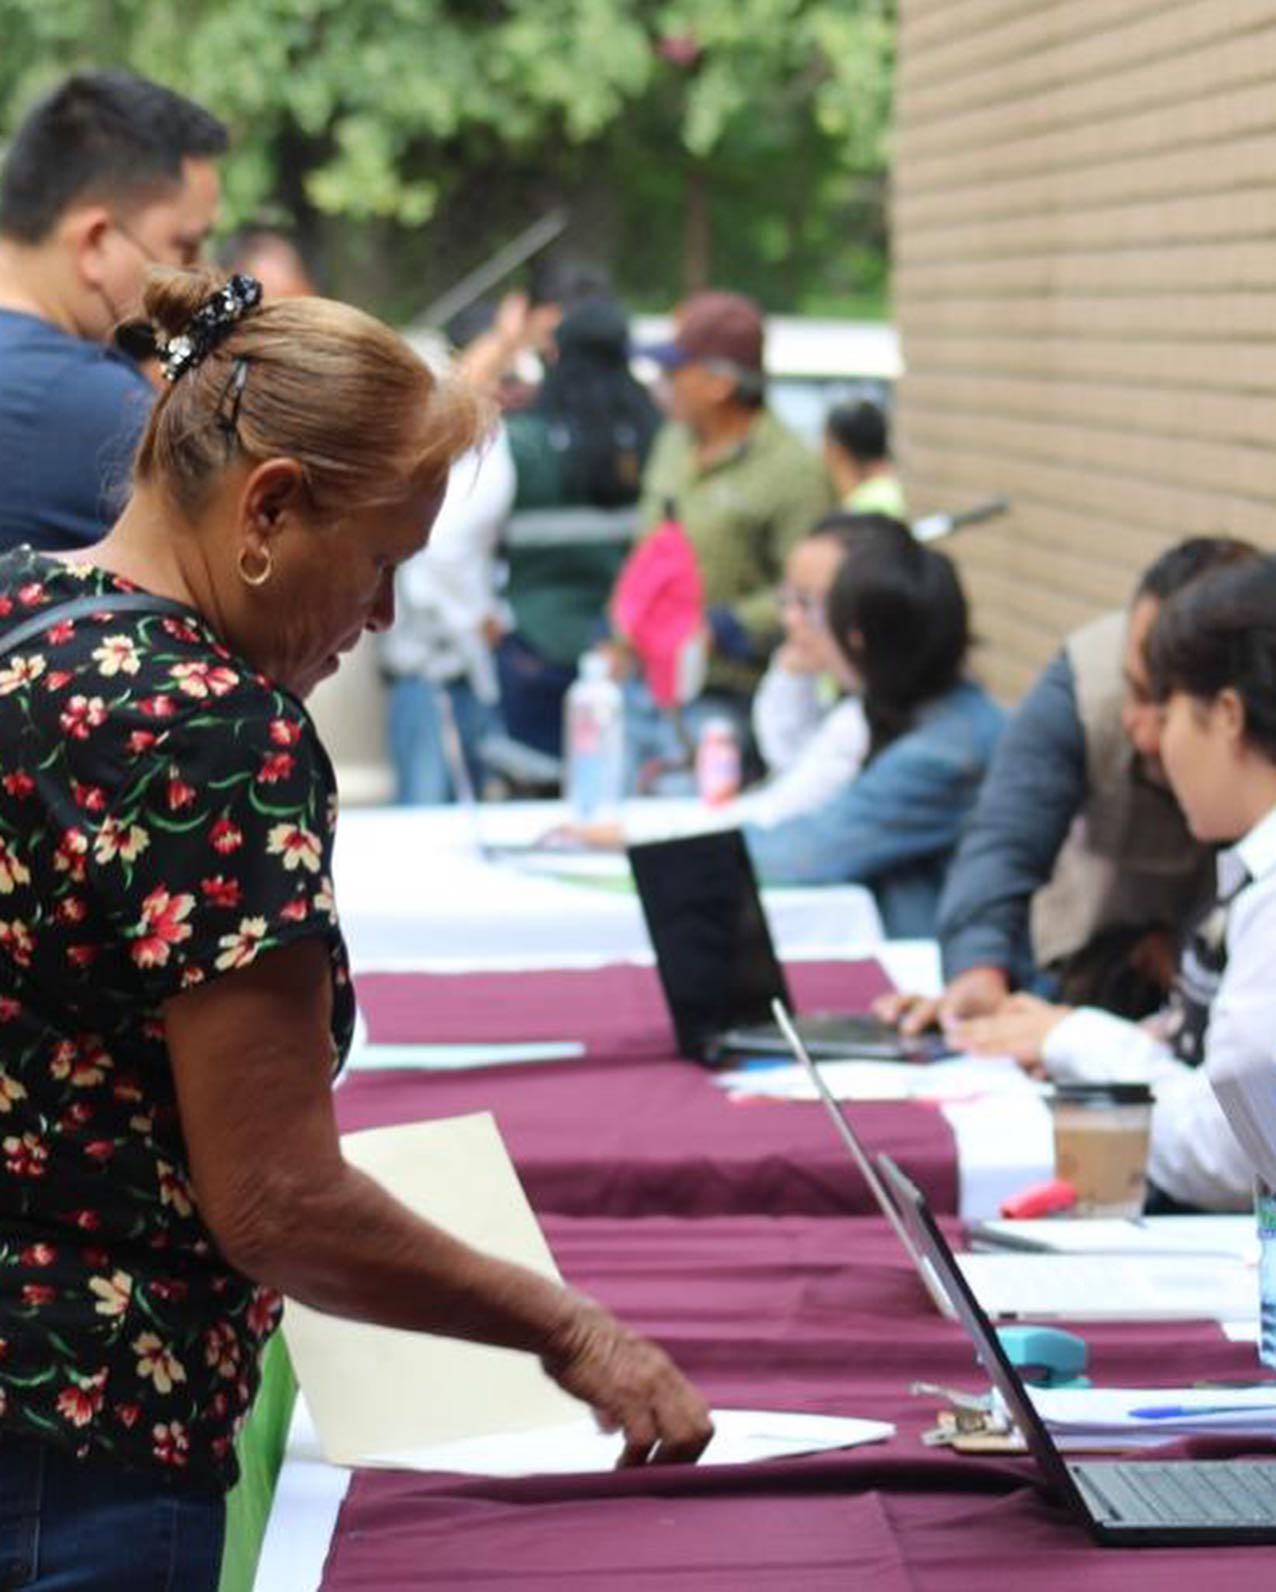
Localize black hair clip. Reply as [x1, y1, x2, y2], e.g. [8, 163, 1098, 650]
[214, 358, 250, 443]
[160, 273, 263, 383]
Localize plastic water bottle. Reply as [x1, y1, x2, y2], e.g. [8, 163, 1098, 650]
[1258, 1178, 1276, 1367]
[563, 651, 625, 823]
[695, 717, 741, 806]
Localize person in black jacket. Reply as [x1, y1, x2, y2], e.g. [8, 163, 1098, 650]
[497, 293, 661, 756]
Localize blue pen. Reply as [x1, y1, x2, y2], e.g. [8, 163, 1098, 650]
[1128, 1402, 1276, 1420]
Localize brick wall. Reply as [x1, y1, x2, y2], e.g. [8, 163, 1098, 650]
[893, 0, 1276, 698]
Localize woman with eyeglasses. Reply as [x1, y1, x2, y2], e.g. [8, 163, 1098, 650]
[0, 268, 711, 1589]
[741, 528, 1004, 936]
[746, 511, 909, 825]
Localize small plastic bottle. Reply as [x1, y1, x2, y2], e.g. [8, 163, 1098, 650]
[695, 717, 741, 806]
[562, 651, 625, 823]
[1257, 1177, 1276, 1367]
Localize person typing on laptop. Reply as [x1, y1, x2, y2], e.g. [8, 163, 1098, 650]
[952, 556, 1276, 1214]
[879, 537, 1256, 1033]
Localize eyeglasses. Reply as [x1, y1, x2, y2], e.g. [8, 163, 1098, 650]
[110, 216, 160, 266]
[112, 215, 204, 271]
[775, 586, 827, 625]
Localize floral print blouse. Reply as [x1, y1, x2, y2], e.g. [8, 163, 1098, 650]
[0, 547, 354, 1491]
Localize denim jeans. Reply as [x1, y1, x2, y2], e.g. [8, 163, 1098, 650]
[494, 633, 576, 760]
[0, 1433, 225, 1590]
[387, 675, 499, 806]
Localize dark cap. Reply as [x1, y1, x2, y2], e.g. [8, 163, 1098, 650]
[641, 290, 765, 374]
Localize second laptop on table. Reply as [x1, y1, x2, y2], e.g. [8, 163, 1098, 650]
[627, 829, 942, 1064]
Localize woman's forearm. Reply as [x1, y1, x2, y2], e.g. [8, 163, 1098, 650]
[220, 1159, 575, 1355]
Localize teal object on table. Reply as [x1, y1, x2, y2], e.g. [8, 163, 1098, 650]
[217, 1334, 298, 1592]
[996, 1325, 1090, 1389]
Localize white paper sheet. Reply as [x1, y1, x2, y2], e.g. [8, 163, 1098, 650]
[1025, 1383, 1276, 1444]
[363, 1407, 895, 1476]
[344, 1041, 586, 1073]
[716, 1054, 1039, 1103]
[943, 1095, 1055, 1223]
[281, 1113, 586, 1466]
[1222, 1319, 1262, 1344]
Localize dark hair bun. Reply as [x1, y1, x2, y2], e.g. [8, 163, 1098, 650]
[142, 265, 226, 341]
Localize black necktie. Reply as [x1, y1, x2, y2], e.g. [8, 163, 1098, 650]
[1164, 864, 1252, 1066]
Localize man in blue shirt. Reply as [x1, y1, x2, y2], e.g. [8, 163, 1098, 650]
[0, 71, 226, 550]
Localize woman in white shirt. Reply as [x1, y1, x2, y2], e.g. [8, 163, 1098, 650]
[380, 435, 515, 803]
[954, 556, 1276, 1212]
[743, 512, 907, 825]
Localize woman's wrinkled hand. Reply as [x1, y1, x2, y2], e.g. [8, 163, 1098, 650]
[541, 1297, 714, 1468]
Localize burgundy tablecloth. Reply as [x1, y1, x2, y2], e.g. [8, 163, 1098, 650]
[340, 962, 959, 1218]
[355, 959, 895, 1055]
[321, 1216, 1275, 1590]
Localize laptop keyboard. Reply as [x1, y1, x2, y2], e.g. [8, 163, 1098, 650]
[1087, 1461, 1276, 1526]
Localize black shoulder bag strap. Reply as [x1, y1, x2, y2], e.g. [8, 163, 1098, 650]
[0, 592, 195, 661]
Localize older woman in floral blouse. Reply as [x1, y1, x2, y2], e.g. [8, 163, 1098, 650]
[0, 269, 710, 1591]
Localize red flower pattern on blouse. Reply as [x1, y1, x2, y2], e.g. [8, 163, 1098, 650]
[130, 888, 196, 969]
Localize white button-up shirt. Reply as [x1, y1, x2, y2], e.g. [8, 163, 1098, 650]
[1041, 804, 1276, 1211]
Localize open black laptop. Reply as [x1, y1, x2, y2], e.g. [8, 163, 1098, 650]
[626, 829, 943, 1064]
[880, 1155, 1276, 1545]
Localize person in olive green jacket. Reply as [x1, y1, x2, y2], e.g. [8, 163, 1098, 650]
[625, 291, 833, 786]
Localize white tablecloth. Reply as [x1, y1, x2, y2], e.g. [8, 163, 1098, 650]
[332, 799, 884, 971]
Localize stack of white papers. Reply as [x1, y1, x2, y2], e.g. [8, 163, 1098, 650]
[958, 1250, 1256, 1323]
[716, 1055, 1039, 1104]
[1021, 1385, 1276, 1450]
[365, 1408, 895, 1476]
[971, 1215, 1256, 1263]
[500, 850, 632, 882]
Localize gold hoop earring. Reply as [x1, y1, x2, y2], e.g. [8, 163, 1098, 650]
[237, 546, 273, 588]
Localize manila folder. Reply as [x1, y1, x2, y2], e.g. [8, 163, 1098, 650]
[281, 1112, 584, 1466]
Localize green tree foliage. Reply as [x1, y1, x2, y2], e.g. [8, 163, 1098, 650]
[0, 0, 894, 318]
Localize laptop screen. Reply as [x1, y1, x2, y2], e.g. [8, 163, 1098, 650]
[878, 1155, 1088, 1509]
[628, 830, 792, 1059]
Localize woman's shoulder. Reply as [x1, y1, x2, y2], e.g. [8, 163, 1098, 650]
[910, 678, 1003, 731]
[951, 677, 1007, 738]
[881, 680, 1005, 772]
[0, 555, 328, 803]
[122, 641, 330, 799]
